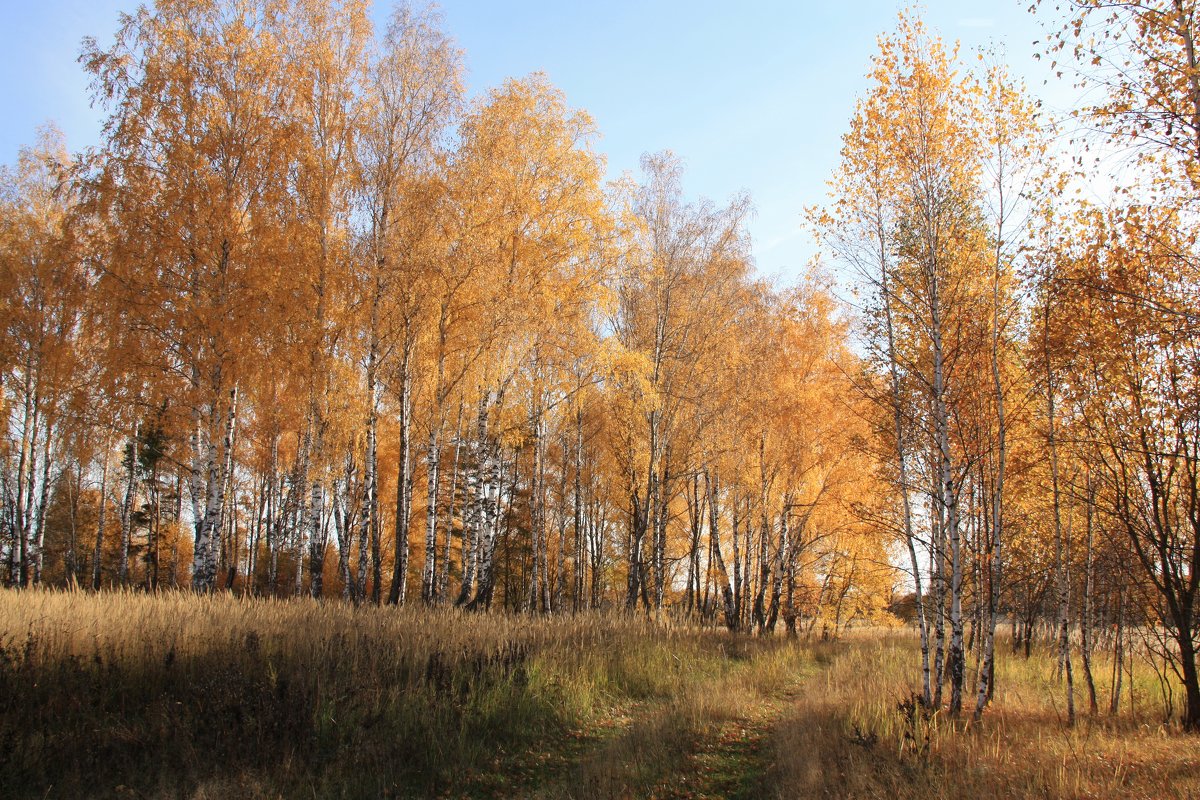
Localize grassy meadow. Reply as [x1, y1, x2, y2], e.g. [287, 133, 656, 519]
[0, 589, 1196, 799]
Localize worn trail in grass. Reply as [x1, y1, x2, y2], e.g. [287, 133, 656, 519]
[499, 642, 821, 800]
[507, 630, 1200, 800]
[655, 684, 805, 800]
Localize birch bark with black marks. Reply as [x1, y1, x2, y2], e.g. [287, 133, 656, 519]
[1044, 290, 1075, 726]
[192, 384, 238, 592]
[119, 424, 138, 587]
[706, 470, 737, 631]
[388, 339, 415, 605]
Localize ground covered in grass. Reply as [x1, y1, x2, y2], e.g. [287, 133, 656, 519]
[766, 634, 1200, 799]
[1, 590, 1197, 799]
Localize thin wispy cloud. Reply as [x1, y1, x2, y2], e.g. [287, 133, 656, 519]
[759, 226, 806, 253]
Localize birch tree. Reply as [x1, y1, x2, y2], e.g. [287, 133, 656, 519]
[82, 0, 297, 591]
[817, 13, 1028, 715]
[360, 0, 462, 606]
[0, 125, 83, 587]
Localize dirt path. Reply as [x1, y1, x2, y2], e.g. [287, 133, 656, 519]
[654, 682, 805, 800]
[489, 675, 808, 799]
[655, 714, 775, 799]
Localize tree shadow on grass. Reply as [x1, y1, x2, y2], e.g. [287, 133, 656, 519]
[0, 634, 570, 799]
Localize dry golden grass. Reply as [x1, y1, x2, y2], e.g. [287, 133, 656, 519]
[767, 628, 1200, 799]
[2, 590, 1196, 799]
[0, 589, 807, 799]
[534, 634, 812, 799]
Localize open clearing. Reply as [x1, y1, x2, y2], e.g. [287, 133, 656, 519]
[2, 591, 1198, 799]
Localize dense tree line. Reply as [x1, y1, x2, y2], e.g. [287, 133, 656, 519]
[0, 0, 889, 637]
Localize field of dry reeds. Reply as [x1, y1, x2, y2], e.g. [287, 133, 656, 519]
[0, 589, 808, 798]
[1, 590, 1196, 799]
[767, 629, 1200, 799]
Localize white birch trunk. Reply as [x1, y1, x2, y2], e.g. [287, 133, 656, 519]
[388, 344, 414, 605]
[1046, 318, 1075, 725]
[192, 385, 237, 592]
[439, 404, 464, 604]
[32, 431, 52, 585]
[423, 426, 441, 603]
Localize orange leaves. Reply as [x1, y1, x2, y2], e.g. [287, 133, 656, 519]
[17, 0, 913, 611]
[0, 124, 84, 414]
[1034, 0, 1200, 195]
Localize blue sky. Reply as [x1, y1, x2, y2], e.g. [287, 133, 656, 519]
[1, 1, 1071, 283]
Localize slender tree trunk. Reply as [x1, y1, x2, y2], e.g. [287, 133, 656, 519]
[1111, 592, 1124, 716]
[359, 339, 379, 602]
[572, 403, 584, 612]
[1045, 305, 1075, 726]
[266, 438, 279, 594]
[248, 471, 264, 595]
[193, 385, 238, 592]
[684, 472, 701, 615]
[171, 470, 182, 588]
[423, 423, 441, 604]
[333, 478, 351, 601]
[296, 429, 312, 598]
[92, 440, 111, 590]
[146, 462, 161, 591]
[14, 358, 37, 588]
[423, 315, 450, 605]
[218, 387, 239, 591]
[975, 119, 1012, 720]
[932, 285, 964, 716]
[931, 487, 947, 708]
[874, 193, 932, 704]
[764, 504, 788, 633]
[783, 507, 806, 637]
[706, 470, 737, 631]
[553, 427, 569, 612]
[225, 476, 239, 592]
[527, 389, 548, 613]
[753, 436, 770, 632]
[308, 486, 328, 599]
[589, 485, 604, 609]
[469, 447, 506, 611]
[1080, 472, 1099, 716]
[625, 481, 645, 611]
[388, 341, 414, 605]
[741, 497, 753, 629]
[439, 406, 464, 604]
[32, 430, 52, 586]
[64, 461, 82, 585]
[649, 441, 668, 614]
[119, 422, 138, 586]
[731, 497, 743, 626]
[457, 395, 489, 606]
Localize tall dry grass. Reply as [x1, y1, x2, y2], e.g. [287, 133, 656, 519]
[0, 588, 808, 799]
[5, 591, 1195, 799]
[766, 628, 1200, 799]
